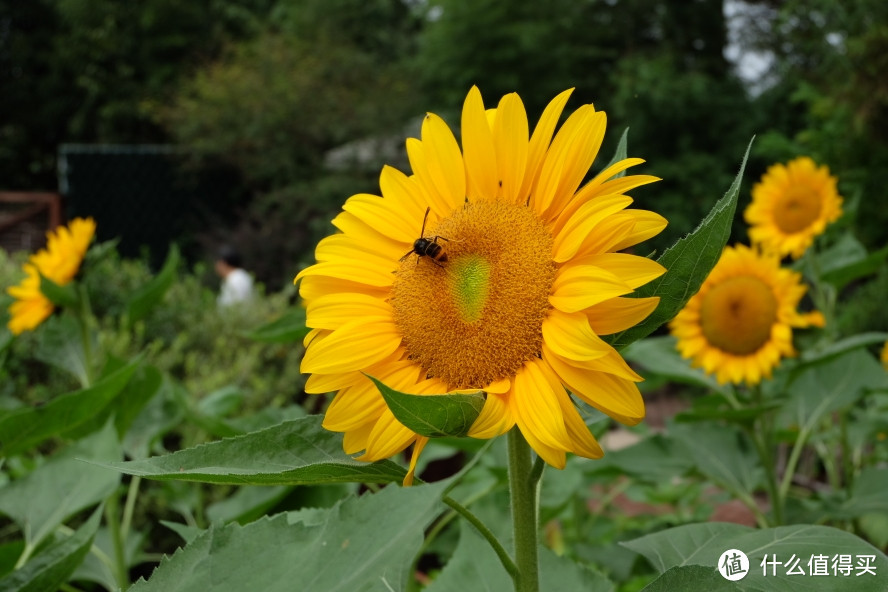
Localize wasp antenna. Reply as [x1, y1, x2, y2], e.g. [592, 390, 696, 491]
[420, 206, 431, 237]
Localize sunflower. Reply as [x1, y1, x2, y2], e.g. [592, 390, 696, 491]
[295, 87, 667, 483]
[881, 341, 888, 371]
[669, 244, 824, 385]
[744, 156, 843, 259]
[6, 217, 96, 335]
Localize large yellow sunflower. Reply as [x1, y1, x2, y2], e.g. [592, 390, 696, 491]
[744, 156, 843, 259]
[295, 87, 667, 483]
[6, 217, 96, 335]
[669, 244, 824, 385]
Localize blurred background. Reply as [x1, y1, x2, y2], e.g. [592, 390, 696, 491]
[2, 0, 887, 289]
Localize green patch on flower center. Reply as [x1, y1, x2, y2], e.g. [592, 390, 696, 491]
[447, 254, 491, 323]
[391, 201, 555, 390]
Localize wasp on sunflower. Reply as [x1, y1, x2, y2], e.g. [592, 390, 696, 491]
[669, 244, 824, 385]
[295, 87, 667, 483]
[744, 156, 843, 259]
[7, 217, 96, 335]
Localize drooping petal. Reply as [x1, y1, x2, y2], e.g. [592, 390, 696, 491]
[542, 308, 611, 362]
[509, 359, 573, 456]
[404, 436, 430, 486]
[468, 392, 515, 439]
[300, 319, 401, 374]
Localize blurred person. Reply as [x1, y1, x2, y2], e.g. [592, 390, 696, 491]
[215, 245, 254, 307]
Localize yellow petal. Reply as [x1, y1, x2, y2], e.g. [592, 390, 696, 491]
[468, 392, 514, 439]
[295, 261, 394, 288]
[542, 309, 611, 362]
[568, 254, 666, 289]
[552, 195, 634, 262]
[532, 105, 598, 214]
[421, 113, 465, 211]
[587, 296, 660, 335]
[549, 265, 633, 313]
[510, 359, 572, 454]
[306, 293, 392, 330]
[556, 392, 604, 459]
[518, 88, 573, 204]
[610, 210, 668, 252]
[358, 408, 416, 461]
[378, 165, 429, 221]
[461, 86, 499, 201]
[300, 319, 401, 374]
[492, 92, 529, 204]
[543, 344, 644, 425]
[342, 421, 375, 454]
[343, 192, 419, 244]
[404, 436, 429, 486]
[330, 212, 407, 261]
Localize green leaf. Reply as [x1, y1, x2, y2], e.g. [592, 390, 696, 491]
[624, 522, 888, 592]
[245, 307, 310, 343]
[586, 433, 694, 483]
[34, 315, 89, 386]
[640, 565, 735, 592]
[0, 507, 101, 592]
[130, 481, 448, 592]
[799, 332, 888, 366]
[125, 244, 179, 326]
[122, 376, 184, 459]
[426, 522, 614, 592]
[835, 467, 888, 519]
[94, 415, 408, 485]
[369, 375, 484, 438]
[817, 233, 888, 291]
[0, 357, 139, 456]
[779, 349, 888, 433]
[606, 138, 754, 350]
[669, 423, 762, 497]
[622, 337, 726, 393]
[0, 421, 120, 549]
[603, 127, 629, 178]
[38, 274, 80, 308]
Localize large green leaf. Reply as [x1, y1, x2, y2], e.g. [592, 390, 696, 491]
[779, 349, 888, 433]
[130, 481, 447, 592]
[245, 307, 310, 344]
[0, 421, 120, 549]
[0, 507, 101, 592]
[0, 357, 139, 456]
[95, 415, 408, 485]
[426, 522, 614, 592]
[816, 233, 888, 291]
[625, 522, 888, 591]
[606, 139, 753, 350]
[369, 375, 484, 438]
[669, 423, 762, 497]
[38, 274, 80, 308]
[798, 332, 888, 366]
[835, 467, 888, 519]
[125, 244, 179, 326]
[33, 315, 89, 386]
[640, 565, 735, 592]
[622, 336, 726, 393]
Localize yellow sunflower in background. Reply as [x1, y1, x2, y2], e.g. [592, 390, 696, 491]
[295, 86, 667, 483]
[881, 341, 888, 371]
[6, 217, 96, 335]
[669, 244, 824, 385]
[744, 156, 843, 259]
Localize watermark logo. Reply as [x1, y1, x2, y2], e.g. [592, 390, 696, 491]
[718, 549, 750, 581]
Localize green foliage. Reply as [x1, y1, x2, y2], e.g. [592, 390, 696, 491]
[370, 376, 484, 438]
[129, 481, 448, 592]
[98, 416, 408, 486]
[607, 140, 752, 350]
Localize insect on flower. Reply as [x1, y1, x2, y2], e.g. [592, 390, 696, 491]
[400, 206, 450, 267]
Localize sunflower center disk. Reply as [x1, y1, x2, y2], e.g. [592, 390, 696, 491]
[390, 201, 555, 390]
[774, 186, 822, 233]
[700, 275, 778, 355]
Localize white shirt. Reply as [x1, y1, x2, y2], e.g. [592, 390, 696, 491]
[218, 268, 254, 307]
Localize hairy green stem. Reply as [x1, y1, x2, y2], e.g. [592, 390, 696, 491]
[779, 426, 811, 503]
[443, 495, 518, 581]
[121, 476, 141, 543]
[508, 429, 540, 592]
[104, 493, 129, 589]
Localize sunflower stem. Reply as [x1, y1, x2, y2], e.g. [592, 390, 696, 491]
[749, 384, 783, 526]
[442, 495, 518, 581]
[508, 428, 540, 592]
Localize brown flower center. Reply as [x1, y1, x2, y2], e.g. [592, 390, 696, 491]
[700, 275, 778, 355]
[773, 185, 822, 233]
[390, 201, 555, 389]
